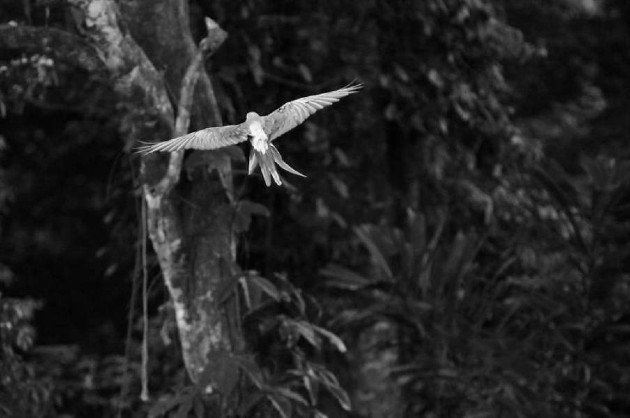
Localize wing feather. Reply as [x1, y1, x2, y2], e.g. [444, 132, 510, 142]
[261, 83, 362, 141]
[136, 124, 249, 155]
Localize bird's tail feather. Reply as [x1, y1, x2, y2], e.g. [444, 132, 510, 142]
[268, 146, 306, 177]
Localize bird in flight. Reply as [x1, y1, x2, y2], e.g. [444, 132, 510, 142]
[137, 83, 362, 186]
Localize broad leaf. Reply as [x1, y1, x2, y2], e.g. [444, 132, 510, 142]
[268, 394, 292, 418]
[312, 325, 347, 353]
[245, 273, 281, 301]
[274, 387, 309, 406]
[320, 264, 372, 290]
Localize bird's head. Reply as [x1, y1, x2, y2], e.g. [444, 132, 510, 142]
[245, 112, 269, 153]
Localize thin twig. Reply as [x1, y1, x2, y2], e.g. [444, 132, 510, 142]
[140, 198, 150, 401]
[117, 156, 142, 417]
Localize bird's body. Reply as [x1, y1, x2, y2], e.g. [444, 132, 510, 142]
[137, 83, 362, 186]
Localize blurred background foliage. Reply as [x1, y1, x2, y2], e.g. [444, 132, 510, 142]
[1, 0, 630, 416]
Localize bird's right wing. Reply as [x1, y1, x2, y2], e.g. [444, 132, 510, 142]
[261, 83, 362, 141]
[136, 124, 249, 155]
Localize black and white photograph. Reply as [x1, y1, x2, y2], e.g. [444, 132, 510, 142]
[1, 0, 629, 417]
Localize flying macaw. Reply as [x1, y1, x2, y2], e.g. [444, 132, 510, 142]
[137, 83, 362, 186]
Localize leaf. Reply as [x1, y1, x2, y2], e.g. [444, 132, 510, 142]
[532, 164, 577, 209]
[355, 225, 394, 280]
[441, 232, 478, 284]
[427, 68, 443, 88]
[245, 274, 281, 301]
[333, 147, 351, 167]
[329, 174, 350, 199]
[320, 264, 372, 290]
[304, 374, 319, 405]
[274, 387, 309, 406]
[286, 319, 320, 349]
[298, 63, 313, 82]
[532, 165, 587, 251]
[393, 64, 410, 82]
[318, 371, 351, 411]
[233, 354, 265, 389]
[312, 325, 347, 353]
[267, 394, 292, 418]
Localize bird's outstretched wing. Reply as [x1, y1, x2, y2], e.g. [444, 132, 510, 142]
[136, 124, 249, 155]
[262, 83, 362, 141]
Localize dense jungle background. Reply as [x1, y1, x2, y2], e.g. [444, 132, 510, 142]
[2, 0, 630, 417]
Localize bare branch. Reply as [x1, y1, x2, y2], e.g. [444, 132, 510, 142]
[154, 17, 228, 195]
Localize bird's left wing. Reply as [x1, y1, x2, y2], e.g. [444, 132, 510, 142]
[136, 124, 249, 155]
[261, 83, 362, 141]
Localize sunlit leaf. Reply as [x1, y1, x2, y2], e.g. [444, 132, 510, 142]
[304, 374, 319, 405]
[312, 325, 347, 353]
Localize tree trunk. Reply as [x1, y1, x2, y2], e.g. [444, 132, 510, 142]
[65, 0, 243, 396]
